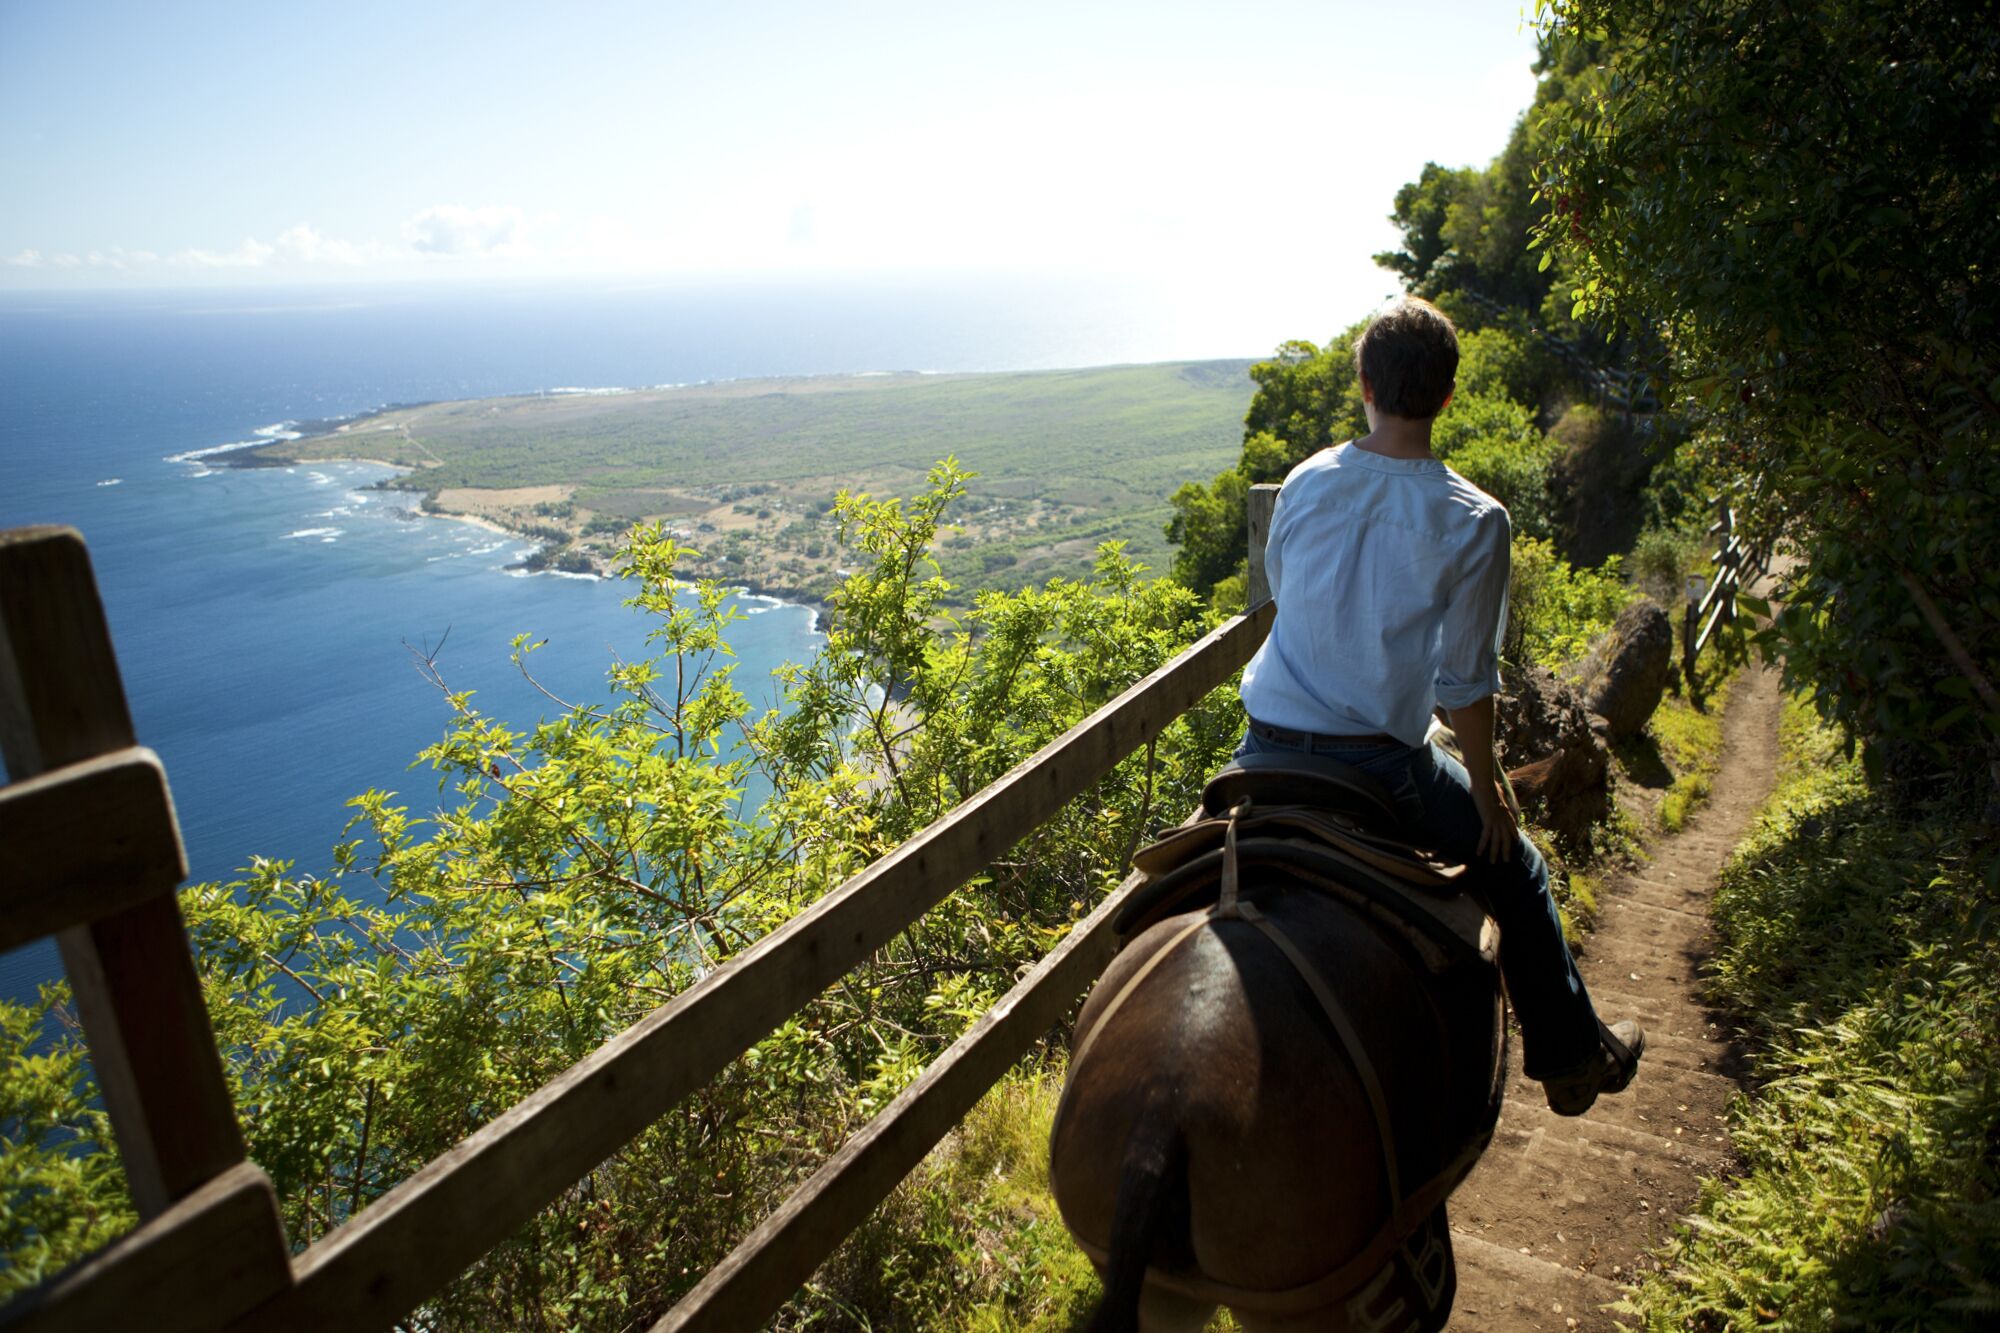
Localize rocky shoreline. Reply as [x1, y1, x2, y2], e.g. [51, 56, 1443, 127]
[220, 425, 837, 625]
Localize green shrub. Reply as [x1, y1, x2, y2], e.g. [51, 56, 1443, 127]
[1431, 391, 1540, 463]
[1627, 522, 1702, 606]
[1447, 432, 1562, 543]
[1506, 537, 1632, 669]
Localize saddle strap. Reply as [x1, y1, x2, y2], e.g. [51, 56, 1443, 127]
[1217, 800, 1247, 916]
[1050, 909, 1215, 1149]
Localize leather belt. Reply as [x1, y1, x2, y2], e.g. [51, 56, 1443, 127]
[1250, 719, 1402, 748]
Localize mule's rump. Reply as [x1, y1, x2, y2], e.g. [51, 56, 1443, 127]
[1050, 759, 1503, 1330]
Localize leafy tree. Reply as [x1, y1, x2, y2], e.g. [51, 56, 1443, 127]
[0, 995, 129, 1296]
[1536, 0, 2000, 778]
[1164, 464, 1249, 595]
[1376, 37, 1608, 323]
[0, 461, 1244, 1329]
[1374, 162, 1478, 296]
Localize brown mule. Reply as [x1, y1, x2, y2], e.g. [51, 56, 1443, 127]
[1049, 755, 1506, 1332]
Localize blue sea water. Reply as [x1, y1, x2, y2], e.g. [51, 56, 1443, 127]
[0, 274, 1222, 1002]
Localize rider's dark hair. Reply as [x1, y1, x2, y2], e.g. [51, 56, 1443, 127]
[1353, 297, 1459, 420]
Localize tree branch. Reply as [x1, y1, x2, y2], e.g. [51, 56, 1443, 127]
[1896, 565, 2000, 719]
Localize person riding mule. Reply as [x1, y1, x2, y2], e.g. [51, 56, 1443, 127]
[1048, 298, 1641, 1331]
[1236, 295, 1643, 1113]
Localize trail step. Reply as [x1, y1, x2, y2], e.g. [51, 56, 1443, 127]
[1445, 1230, 1627, 1331]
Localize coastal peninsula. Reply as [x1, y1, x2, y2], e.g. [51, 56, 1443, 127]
[231, 361, 1256, 607]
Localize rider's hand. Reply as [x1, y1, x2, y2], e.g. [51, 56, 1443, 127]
[1471, 778, 1518, 864]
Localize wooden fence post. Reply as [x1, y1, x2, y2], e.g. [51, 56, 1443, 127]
[0, 527, 292, 1332]
[1682, 596, 1700, 698]
[0, 528, 247, 1218]
[1247, 483, 1279, 608]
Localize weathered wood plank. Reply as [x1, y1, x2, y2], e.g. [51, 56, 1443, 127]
[0, 1162, 291, 1333]
[0, 526, 248, 1220]
[230, 603, 1273, 1333]
[0, 747, 186, 953]
[0, 527, 138, 774]
[1247, 483, 1279, 608]
[56, 901, 250, 1220]
[653, 850, 1168, 1333]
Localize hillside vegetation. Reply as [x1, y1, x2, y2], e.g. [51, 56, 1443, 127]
[247, 361, 1255, 602]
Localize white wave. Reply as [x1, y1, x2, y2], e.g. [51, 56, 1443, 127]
[284, 527, 342, 540]
[165, 438, 263, 463]
[97, 478, 122, 486]
[188, 468, 216, 478]
[547, 385, 632, 396]
[545, 569, 602, 581]
[307, 472, 333, 486]
[253, 422, 303, 441]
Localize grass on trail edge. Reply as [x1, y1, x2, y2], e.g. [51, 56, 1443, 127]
[1618, 697, 2000, 1331]
[795, 1065, 1104, 1332]
[1652, 665, 1737, 836]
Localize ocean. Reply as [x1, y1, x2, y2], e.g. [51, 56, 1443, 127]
[0, 274, 1237, 1001]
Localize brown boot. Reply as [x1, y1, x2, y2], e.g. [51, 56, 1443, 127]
[1541, 1019, 1644, 1116]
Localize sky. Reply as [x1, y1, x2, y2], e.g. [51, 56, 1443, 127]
[1, 0, 1542, 321]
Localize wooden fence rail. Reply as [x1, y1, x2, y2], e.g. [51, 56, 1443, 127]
[0, 520, 1277, 1333]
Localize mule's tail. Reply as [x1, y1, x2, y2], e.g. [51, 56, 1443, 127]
[1087, 1102, 1188, 1333]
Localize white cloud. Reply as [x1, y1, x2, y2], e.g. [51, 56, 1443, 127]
[170, 237, 277, 269]
[275, 224, 373, 265]
[6, 249, 45, 268]
[401, 204, 532, 258]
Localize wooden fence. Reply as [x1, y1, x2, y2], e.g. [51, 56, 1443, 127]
[0, 493, 1280, 1332]
[1681, 491, 1761, 696]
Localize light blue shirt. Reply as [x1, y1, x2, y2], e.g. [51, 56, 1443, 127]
[1240, 443, 1510, 747]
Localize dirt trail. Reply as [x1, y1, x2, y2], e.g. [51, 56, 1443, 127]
[1444, 657, 1785, 1331]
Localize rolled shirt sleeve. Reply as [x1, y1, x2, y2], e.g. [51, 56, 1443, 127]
[1434, 505, 1511, 710]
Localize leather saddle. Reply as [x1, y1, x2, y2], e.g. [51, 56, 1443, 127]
[1116, 752, 1490, 972]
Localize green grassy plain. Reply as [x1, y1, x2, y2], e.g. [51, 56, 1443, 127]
[253, 361, 1257, 601]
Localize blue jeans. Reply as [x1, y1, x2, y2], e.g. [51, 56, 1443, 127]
[1234, 727, 1604, 1077]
